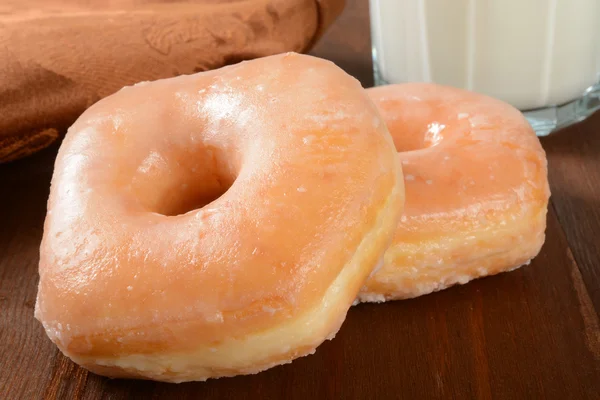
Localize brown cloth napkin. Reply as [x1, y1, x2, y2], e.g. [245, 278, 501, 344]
[0, 0, 345, 163]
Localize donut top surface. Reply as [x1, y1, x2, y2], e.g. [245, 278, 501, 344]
[369, 83, 549, 241]
[36, 53, 402, 357]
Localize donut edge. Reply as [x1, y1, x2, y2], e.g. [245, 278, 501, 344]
[61, 164, 404, 383]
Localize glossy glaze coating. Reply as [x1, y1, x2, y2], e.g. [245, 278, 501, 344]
[35, 53, 404, 382]
[359, 83, 549, 301]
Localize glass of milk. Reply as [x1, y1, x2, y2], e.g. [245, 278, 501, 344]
[370, 0, 600, 136]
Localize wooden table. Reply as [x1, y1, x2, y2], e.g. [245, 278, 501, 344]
[1, 1, 599, 398]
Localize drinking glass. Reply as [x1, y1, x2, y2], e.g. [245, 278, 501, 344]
[370, 0, 600, 136]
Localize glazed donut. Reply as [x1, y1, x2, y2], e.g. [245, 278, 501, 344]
[359, 83, 550, 302]
[35, 53, 404, 382]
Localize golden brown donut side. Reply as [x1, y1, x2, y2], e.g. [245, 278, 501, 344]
[35, 53, 403, 382]
[0, 0, 345, 163]
[359, 83, 550, 302]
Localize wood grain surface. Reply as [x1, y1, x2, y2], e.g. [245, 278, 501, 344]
[1, 1, 599, 398]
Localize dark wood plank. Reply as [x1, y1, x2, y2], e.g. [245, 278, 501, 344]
[0, 145, 62, 400]
[1, 0, 599, 399]
[311, 0, 372, 86]
[1, 146, 598, 398]
[542, 113, 600, 313]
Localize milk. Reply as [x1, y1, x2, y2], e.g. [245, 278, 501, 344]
[370, 0, 600, 110]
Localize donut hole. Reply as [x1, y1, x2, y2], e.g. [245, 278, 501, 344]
[390, 120, 446, 152]
[158, 175, 234, 217]
[132, 145, 239, 217]
[383, 104, 447, 153]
